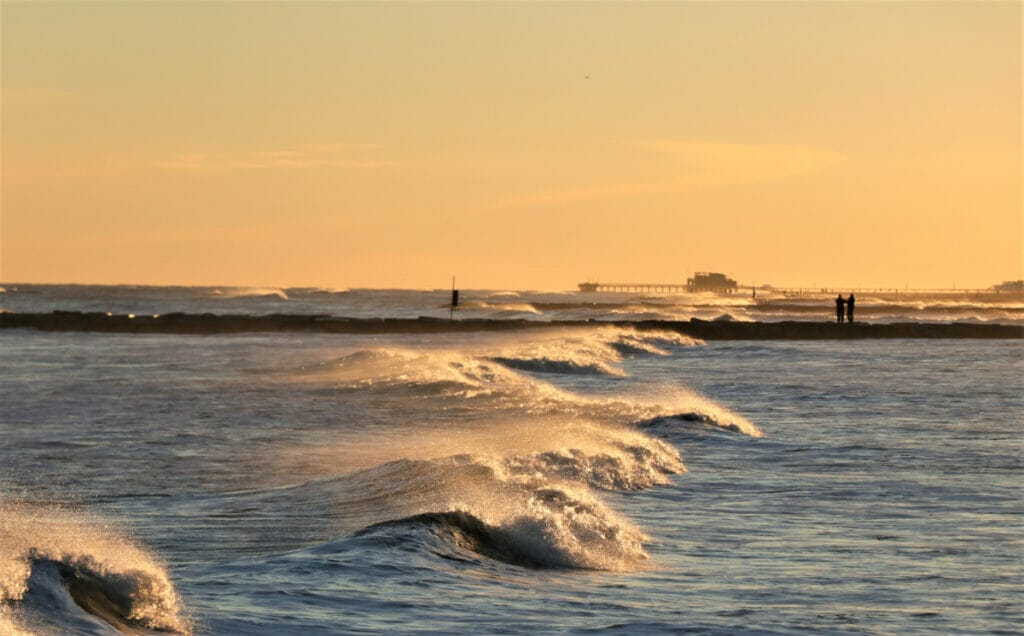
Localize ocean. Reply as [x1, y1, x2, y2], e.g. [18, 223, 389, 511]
[1, 285, 1022, 635]
[1, 284, 1022, 325]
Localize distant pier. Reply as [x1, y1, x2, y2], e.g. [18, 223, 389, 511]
[578, 282, 693, 294]
[579, 272, 739, 294]
[772, 287, 1021, 299]
[578, 282, 1020, 299]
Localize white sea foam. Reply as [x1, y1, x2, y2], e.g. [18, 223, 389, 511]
[306, 347, 532, 398]
[494, 431, 686, 491]
[418, 460, 652, 570]
[472, 485, 648, 570]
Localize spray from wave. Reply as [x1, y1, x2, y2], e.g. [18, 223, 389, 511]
[300, 327, 702, 384]
[487, 328, 696, 376]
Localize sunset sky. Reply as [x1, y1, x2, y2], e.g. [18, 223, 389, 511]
[2, 1, 1021, 290]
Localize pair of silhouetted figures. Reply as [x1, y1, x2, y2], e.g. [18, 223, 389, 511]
[835, 294, 856, 323]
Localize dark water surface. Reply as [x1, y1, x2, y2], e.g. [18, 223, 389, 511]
[2, 325, 1021, 634]
[3, 284, 1022, 324]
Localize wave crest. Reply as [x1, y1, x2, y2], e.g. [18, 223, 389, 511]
[357, 484, 648, 571]
[206, 287, 288, 300]
[311, 418, 687, 571]
[487, 327, 701, 377]
[639, 410, 764, 438]
[490, 355, 624, 376]
[0, 501, 191, 634]
[494, 433, 685, 491]
[455, 300, 541, 315]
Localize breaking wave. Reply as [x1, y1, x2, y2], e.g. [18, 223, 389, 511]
[356, 490, 647, 571]
[638, 411, 764, 438]
[487, 328, 700, 376]
[292, 327, 755, 436]
[0, 501, 190, 635]
[337, 442, 668, 570]
[269, 407, 694, 571]
[206, 287, 289, 300]
[271, 325, 760, 571]
[455, 300, 541, 315]
[305, 327, 700, 382]
[276, 406, 752, 571]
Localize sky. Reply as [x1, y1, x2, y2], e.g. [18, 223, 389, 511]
[2, 1, 1021, 290]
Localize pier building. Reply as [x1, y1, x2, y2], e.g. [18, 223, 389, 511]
[577, 272, 739, 294]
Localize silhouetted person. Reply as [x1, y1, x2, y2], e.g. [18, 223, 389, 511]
[846, 294, 855, 323]
[835, 294, 845, 323]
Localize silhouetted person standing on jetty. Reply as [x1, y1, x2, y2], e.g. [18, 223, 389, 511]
[835, 294, 845, 323]
[847, 294, 855, 323]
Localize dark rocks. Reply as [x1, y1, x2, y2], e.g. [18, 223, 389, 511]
[0, 311, 1020, 339]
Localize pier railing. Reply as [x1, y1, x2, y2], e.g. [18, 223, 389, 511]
[579, 283, 693, 294]
[771, 287, 1016, 298]
[579, 283, 1019, 297]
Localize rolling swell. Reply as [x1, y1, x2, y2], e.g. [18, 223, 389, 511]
[638, 412, 765, 438]
[489, 356, 622, 376]
[356, 511, 559, 569]
[18, 556, 171, 635]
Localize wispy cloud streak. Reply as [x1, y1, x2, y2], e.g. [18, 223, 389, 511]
[1, 87, 81, 104]
[154, 143, 396, 172]
[495, 140, 844, 209]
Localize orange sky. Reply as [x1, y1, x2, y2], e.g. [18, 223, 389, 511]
[2, 2, 1021, 290]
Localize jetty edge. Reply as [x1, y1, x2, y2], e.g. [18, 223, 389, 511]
[1, 311, 1021, 339]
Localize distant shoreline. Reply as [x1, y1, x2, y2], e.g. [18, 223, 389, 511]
[2, 311, 1021, 339]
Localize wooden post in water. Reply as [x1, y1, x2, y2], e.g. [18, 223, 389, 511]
[450, 276, 458, 320]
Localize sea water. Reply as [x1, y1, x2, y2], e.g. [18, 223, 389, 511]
[1, 284, 1022, 324]
[1, 287, 1022, 634]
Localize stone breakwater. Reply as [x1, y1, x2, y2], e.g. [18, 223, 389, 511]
[2, 311, 1021, 339]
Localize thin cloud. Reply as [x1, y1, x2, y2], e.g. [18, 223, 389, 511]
[154, 144, 397, 172]
[494, 140, 845, 209]
[297, 142, 387, 152]
[1, 87, 80, 104]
